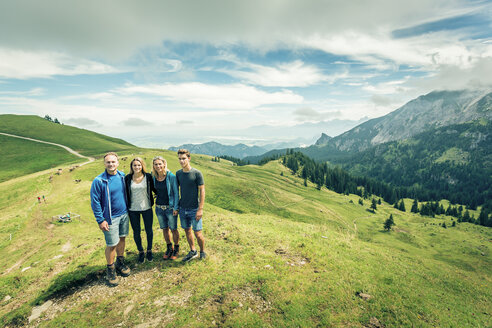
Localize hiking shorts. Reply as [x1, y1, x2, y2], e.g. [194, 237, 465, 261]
[179, 208, 203, 231]
[103, 212, 129, 247]
[156, 206, 178, 230]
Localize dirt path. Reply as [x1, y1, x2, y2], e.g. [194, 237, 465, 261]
[0, 132, 95, 165]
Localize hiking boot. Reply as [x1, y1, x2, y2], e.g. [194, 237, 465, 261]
[137, 252, 145, 264]
[115, 257, 131, 277]
[106, 265, 119, 287]
[182, 250, 198, 262]
[200, 251, 207, 260]
[146, 250, 153, 262]
[163, 244, 173, 260]
[170, 245, 179, 260]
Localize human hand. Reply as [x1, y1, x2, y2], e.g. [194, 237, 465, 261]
[173, 210, 179, 216]
[99, 221, 110, 231]
[196, 209, 203, 221]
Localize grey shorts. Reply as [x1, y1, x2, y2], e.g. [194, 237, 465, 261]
[102, 212, 129, 247]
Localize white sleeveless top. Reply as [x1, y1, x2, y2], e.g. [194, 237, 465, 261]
[129, 178, 151, 211]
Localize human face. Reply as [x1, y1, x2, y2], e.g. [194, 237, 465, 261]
[104, 155, 119, 175]
[153, 159, 166, 174]
[178, 154, 191, 170]
[132, 160, 143, 174]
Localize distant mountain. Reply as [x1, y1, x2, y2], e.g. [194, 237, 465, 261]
[169, 141, 267, 159]
[246, 89, 492, 164]
[329, 89, 492, 153]
[337, 119, 492, 208]
[314, 133, 332, 146]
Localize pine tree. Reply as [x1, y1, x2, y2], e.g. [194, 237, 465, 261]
[399, 199, 406, 212]
[371, 198, 377, 211]
[411, 199, 419, 213]
[384, 214, 395, 231]
[358, 199, 364, 206]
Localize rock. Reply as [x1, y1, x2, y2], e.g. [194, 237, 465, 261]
[357, 292, 372, 301]
[21, 266, 31, 272]
[321, 236, 328, 239]
[366, 317, 384, 327]
[3, 295, 12, 302]
[124, 304, 134, 316]
[29, 301, 53, 322]
[264, 265, 272, 269]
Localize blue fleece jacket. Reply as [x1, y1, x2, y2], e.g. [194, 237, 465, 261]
[90, 170, 128, 224]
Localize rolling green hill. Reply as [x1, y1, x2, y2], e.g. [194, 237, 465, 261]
[0, 148, 490, 327]
[0, 115, 136, 156]
[0, 115, 137, 183]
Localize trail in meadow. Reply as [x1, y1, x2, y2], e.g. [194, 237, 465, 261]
[0, 132, 95, 165]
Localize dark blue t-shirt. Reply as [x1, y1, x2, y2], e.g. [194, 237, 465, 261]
[176, 168, 204, 209]
[108, 173, 127, 217]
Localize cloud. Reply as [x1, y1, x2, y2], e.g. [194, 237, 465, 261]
[293, 107, 341, 121]
[176, 120, 194, 125]
[64, 117, 102, 127]
[121, 118, 154, 127]
[220, 60, 331, 87]
[0, 48, 118, 79]
[0, 88, 44, 96]
[115, 82, 303, 110]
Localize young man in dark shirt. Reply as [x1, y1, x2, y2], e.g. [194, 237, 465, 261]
[176, 149, 206, 262]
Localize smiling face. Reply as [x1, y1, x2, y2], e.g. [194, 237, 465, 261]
[131, 159, 143, 174]
[153, 159, 166, 174]
[104, 155, 119, 175]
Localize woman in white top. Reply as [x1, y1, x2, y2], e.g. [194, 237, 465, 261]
[124, 157, 156, 263]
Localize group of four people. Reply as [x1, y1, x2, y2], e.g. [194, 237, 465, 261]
[90, 149, 205, 286]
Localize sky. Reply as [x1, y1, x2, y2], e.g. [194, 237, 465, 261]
[0, 0, 491, 148]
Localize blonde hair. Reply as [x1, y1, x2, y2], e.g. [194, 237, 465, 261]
[129, 157, 147, 175]
[152, 156, 167, 177]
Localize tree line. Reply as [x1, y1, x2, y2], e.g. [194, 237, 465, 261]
[274, 150, 492, 228]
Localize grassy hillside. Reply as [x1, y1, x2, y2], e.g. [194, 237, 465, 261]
[0, 115, 136, 156]
[0, 135, 83, 183]
[0, 149, 490, 327]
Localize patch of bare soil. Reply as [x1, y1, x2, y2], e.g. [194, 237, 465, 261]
[29, 267, 187, 327]
[275, 248, 310, 267]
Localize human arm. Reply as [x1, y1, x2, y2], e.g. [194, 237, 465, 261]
[196, 184, 205, 220]
[90, 179, 106, 225]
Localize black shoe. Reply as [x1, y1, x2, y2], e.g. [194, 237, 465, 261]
[146, 250, 153, 262]
[163, 244, 173, 260]
[106, 265, 119, 286]
[200, 251, 207, 260]
[115, 257, 131, 277]
[137, 252, 145, 264]
[182, 250, 198, 262]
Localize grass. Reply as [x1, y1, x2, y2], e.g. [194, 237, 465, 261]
[0, 114, 136, 156]
[0, 149, 490, 327]
[0, 135, 83, 183]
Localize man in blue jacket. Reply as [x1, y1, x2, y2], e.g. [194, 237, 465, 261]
[90, 152, 131, 286]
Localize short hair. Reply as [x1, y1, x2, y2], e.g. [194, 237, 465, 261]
[129, 157, 147, 175]
[104, 152, 119, 161]
[177, 149, 191, 158]
[152, 156, 167, 177]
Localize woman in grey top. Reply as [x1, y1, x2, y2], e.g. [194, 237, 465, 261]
[124, 157, 155, 263]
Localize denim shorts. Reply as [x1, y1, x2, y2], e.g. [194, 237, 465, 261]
[156, 206, 178, 230]
[103, 212, 129, 247]
[180, 208, 203, 231]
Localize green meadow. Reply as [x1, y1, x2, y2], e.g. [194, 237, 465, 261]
[0, 147, 490, 327]
[0, 115, 136, 156]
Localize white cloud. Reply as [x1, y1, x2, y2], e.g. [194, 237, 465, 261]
[115, 82, 303, 110]
[0, 48, 118, 79]
[220, 60, 331, 87]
